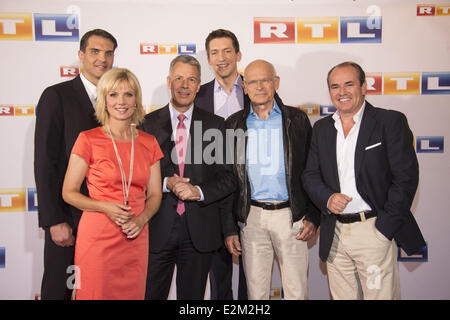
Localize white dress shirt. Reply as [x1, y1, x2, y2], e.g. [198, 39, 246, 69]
[79, 72, 97, 108]
[162, 103, 204, 200]
[333, 102, 372, 214]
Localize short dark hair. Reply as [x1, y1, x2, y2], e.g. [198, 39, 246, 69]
[327, 61, 366, 88]
[205, 29, 240, 57]
[79, 29, 118, 52]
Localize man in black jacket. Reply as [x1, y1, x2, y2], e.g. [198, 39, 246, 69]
[302, 61, 425, 299]
[142, 55, 236, 300]
[34, 29, 117, 300]
[223, 59, 320, 300]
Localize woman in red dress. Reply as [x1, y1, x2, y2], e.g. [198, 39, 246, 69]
[63, 68, 163, 299]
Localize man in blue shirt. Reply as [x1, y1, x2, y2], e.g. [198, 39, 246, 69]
[224, 60, 320, 299]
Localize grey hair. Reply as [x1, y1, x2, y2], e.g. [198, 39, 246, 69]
[169, 55, 201, 82]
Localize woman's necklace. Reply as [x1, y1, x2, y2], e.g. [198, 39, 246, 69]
[106, 124, 135, 205]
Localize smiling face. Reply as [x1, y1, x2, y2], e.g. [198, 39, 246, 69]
[167, 61, 200, 112]
[207, 37, 241, 82]
[105, 80, 136, 123]
[328, 65, 367, 116]
[78, 35, 115, 85]
[243, 60, 280, 109]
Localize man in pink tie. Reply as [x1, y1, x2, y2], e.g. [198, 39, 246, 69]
[141, 55, 236, 300]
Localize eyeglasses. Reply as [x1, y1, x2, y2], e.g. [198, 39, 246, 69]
[244, 77, 275, 87]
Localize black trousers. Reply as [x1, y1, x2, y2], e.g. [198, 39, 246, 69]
[209, 244, 248, 300]
[40, 229, 74, 300]
[145, 214, 214, 300]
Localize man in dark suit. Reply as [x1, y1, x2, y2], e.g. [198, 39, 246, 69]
[142, 55, 236, 300]
[34, 29, 117, 300]
[194, 29, 249, 300]
[195, 29, 249, 116]
[302, 61, 426, 299]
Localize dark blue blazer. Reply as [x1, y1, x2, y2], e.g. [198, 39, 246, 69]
[194, 77, 250, 116]
[302, 102, 426, 261]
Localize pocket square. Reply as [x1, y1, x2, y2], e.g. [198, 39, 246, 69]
[365, 142, 382, 150]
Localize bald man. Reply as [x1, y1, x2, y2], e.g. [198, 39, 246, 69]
[222, 60, 320, 299]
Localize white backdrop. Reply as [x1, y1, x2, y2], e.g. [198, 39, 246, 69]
[1, 0, 449, 300]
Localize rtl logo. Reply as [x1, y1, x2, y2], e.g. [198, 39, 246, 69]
[417, 4, 450, 16]
[254, 15, 382, 44]
[365, 72, 450, 95]
[269, 287, 283, 300]
[416, 136, 444, 153]
[0, 12, 79, 41]
[60, 66, 79, 78]
[295, 105, 336, 117]
[0, 188, 37, 212]
[0, 247, 5, 269]
[296, 105, 320, 117]
[0, 105, 34, 116]
[140, 43, 196, 55]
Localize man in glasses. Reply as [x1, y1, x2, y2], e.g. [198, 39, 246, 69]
[223, 59, 320, 299]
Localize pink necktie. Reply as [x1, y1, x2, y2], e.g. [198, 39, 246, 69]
[175, 114, 187, 215]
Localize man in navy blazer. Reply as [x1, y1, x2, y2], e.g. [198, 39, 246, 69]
[194, 29, 249, 300]
[194, 29, 283, 300]
[302, 61, 425, 299]
[194, 29, 250, 117]
[34, 29, 117, 299]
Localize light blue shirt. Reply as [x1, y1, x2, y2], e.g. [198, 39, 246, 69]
[246, 100, 289, 201]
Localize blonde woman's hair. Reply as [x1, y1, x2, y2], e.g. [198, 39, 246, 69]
[95, 68, 145, 125]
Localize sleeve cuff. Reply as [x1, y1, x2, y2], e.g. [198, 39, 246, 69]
[195, 186, 205, 201]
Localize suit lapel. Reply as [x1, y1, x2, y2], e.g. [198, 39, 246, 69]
[206, 80, 215, 114]
[72, 75, 99, 127]
[183, 106, 201, 178]
[157, 105, 179, 175]
[355, 103, 377, 179]
[196, 79, 215, 114]
[326, 116, 340, 191]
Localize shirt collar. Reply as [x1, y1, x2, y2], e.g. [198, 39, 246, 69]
[249, 98, 281, 119]
[214, 74, 243, 93]
[168, 102, 194, 121]
[79, 72, 97, 105]
[332, 101, 366, 124]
